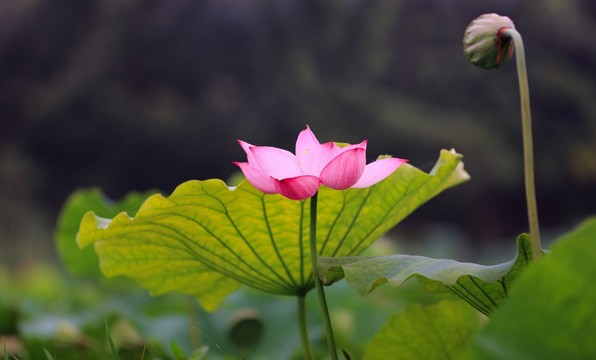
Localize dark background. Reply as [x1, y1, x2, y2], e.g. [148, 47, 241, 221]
[1, 0, 595, 266]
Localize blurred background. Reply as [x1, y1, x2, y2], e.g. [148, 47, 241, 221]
[1, 0, 595, 267]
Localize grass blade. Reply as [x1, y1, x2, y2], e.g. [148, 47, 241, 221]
[43, 349, 56, 360]
[105, 320, 120, 360]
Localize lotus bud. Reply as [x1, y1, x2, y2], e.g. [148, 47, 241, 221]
[463, 13, 515, 69]
[228, 308, 263, 351]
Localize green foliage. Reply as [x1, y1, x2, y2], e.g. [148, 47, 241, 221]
[319, 234, 534, 316]
[188, 346, 209, 360]
[5, 256, 432, 359]
[12, 266, 173, 360]
[169, 342, 209, 360]
[364, 300, 483, 360]
[75, 149, 468, 311]
[461, 217, 596, 359]
[170, 342, 186, 360]
[55, 189, 156, 276]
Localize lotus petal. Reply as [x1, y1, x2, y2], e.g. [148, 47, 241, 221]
[274, 175, 321, 200]
[234, 162, 277, 194]
[251, 146, 301, 179]
[319, 148, 366, 190]
[352, 158, 408, 188]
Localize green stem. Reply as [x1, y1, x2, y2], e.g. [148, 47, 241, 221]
[188, 297, 202, 349]
[298, 295, 314, 360]
[310, 192, 338, 359]
[503, 28, 542, 260]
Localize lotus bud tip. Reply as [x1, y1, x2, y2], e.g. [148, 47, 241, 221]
[463, 13, 516, 70]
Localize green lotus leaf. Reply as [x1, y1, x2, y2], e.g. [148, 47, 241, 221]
[364, 299, 484, 360]
[55, 188, 156, 276]
[319, 234, 534, 316]
[461, 216, 596, 359]
[77, 149, 468, 311]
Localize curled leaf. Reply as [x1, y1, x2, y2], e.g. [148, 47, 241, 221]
[319, 234, 534, 316]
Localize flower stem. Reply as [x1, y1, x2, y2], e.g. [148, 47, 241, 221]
[298, 295, 314, 360]
[188, 297, 202, 349]
[503, 28, 542, 260]
[310, 192, 338, 359]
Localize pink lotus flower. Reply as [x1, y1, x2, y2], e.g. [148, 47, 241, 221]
[234, 126, 407, 200]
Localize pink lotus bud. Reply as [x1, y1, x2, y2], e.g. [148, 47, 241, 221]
[463, 13, 515, 69]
